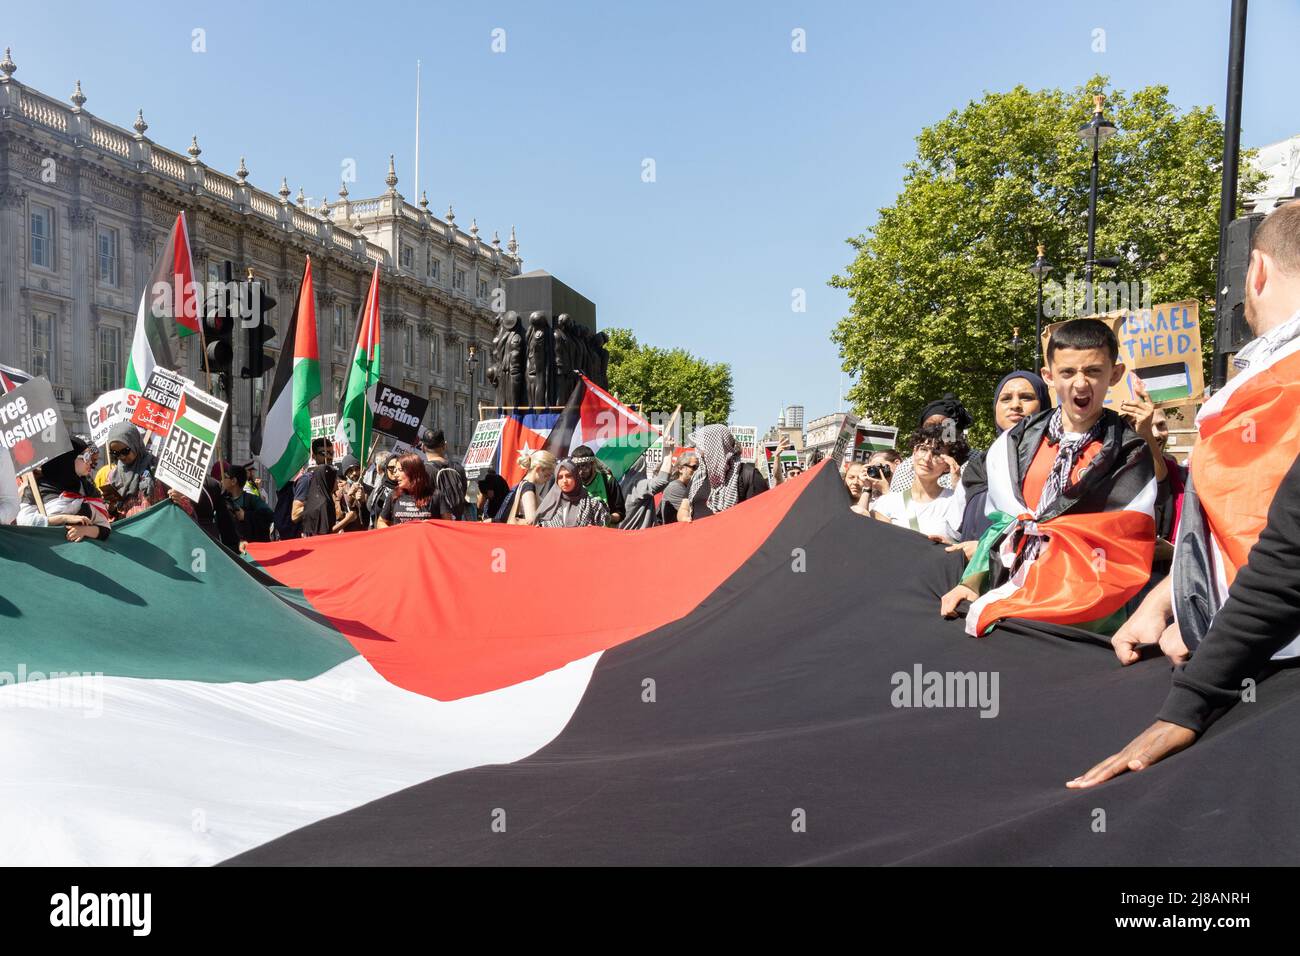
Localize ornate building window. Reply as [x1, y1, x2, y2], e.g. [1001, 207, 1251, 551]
[477, 278, 488, 299]
[333, 302, 348, 352]
[30, 311, 55, 379]
[453, 268, 466, 292]
[30, 203, 54, 270]
[403, 323, 415, 367]
[429, 392, 442, 429]
[97, 325, 121, 392]
[430, 334, 440, 374]
[400, 242, 414, 272]
[427, 252, 440, 281]
[97, 226, 120, 287]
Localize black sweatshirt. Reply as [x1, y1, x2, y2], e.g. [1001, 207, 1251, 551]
[1157, 451, 1300, 733]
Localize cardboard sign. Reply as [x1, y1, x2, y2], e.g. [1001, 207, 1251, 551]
[156, 384, 228, 502]
[310, 414, 337, 440]
[0, 377, 72, 476]
[852, 423, 897, 462]
[829, 413, 859, 466]
[87, 388, 141, 446]
[463, 417, 506, 480]
[131, 369, 190, 438]
[369, 381, 429, 446]
[1040, 301, 1204, 410]
[728, 426, 758, 464]
[761, 441, 802, 478]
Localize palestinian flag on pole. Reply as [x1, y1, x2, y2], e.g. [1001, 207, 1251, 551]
[254, 258, 321, 488]
[333, 262, 381, 459]
[543, 374, 659, 481]
[1134, 362, 1192, 404]
[124, 212, 199, 391]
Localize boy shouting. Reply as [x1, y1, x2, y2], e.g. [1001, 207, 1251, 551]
[941, 319, 1156, 635]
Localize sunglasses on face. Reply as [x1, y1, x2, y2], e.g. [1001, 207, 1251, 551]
[109, 447, 131, 460]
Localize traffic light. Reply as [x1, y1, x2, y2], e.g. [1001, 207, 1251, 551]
[202, 267, 234, 381]
[241, 278, 277, 378]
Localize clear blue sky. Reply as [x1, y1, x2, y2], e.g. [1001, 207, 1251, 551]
[7, 1, 1297, 426]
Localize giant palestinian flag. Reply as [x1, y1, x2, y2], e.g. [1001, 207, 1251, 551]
[125, 212, 199, 391]
[333, 262, 382, 459]
[7, 463, 1300, 866]
[254, 257, 321, 488]
[544, 374, 659, 481]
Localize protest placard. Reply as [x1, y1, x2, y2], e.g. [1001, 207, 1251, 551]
[728, 426, 758, 463]
[369, 381, 429, 446]
[130, 368, 190, 438]
[87, 389, 141, 446]
[0, 377, 71, 476]
[1040, 301, 1204, 410]
[156, 383, 228, 502]
[310, 414, 337, 440]
[830, 413, 859, 465]
[852, 423, 897, 462]
[464, 417, 506, 480]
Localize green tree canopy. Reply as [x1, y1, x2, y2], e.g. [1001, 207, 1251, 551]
[605, 327, 733, 424]
[830, 76, 1263, 447]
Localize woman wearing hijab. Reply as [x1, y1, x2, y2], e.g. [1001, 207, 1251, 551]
[888, 393, 973, 495]
[536, 459, 610, 528]
[105, 422, 160, 517]
[679, 424, 767, 522]
[298, 453, 340, 537]
[953, 370, 1051, 545]
[366, 452, 401, 529]
[18, 436, 113, 542]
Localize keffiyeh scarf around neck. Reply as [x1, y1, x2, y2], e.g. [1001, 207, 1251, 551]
[688, 424, 744, 515]
[1038, 408, 1103, 514]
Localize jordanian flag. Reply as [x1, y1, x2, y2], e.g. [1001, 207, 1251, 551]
[496, 410, 560, 486]
[254, 258, 321, 488]
[124, 212, 199, 391]
[544, 374, 659, 481]
[1134, 362, 1192, 404]
[333, 262, 381, 459]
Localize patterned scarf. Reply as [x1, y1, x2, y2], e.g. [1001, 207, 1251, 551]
[688, 424, 744, 515]
[1038, 407, 1103, 515]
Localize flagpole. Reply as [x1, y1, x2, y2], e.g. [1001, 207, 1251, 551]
[414, 60, 421, 203]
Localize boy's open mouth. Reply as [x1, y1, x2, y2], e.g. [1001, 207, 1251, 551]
[1070, 393, 1092, 411]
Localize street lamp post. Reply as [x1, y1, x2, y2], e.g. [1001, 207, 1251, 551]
[1077, 93, 1117, 316]
[1028, 244, 1054, 369]
[465, 342, 479, 453]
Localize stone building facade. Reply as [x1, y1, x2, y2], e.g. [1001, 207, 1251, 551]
[0, 50, 522, 466]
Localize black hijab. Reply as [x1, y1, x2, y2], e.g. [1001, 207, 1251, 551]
[299, 464, 337, 536]
[918, 393, 973, 431]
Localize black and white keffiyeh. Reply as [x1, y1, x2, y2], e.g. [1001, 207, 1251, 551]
[1037, 408, 1104, 514]
[688, 424, 744, 515]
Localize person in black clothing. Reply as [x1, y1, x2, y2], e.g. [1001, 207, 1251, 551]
[334, 454, 369, 532]
[419, 428, 468, 519]
[1068, 450, 1300, 788]
[376, 453, 438, 527]
[220, 464, 274, 543]
[476, 467, 511, 522]
[367, 452, 401, 529]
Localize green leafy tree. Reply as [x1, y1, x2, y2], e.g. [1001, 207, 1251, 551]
[830, 76, 1264, 447]
[604, 327, 733, 424]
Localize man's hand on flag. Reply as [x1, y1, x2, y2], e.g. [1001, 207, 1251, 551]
[1066, 720, 1197, 789]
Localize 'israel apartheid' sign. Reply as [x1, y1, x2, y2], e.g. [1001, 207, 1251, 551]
[156, 384, 228, 502]
[464, 417, 506, 480]
[0, 377, 71, 476]
[1040, 301, 1204, 410]
[369, 381, 429, 447]
[87, 388, 141, 446]
[131, 368, 190, 438]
